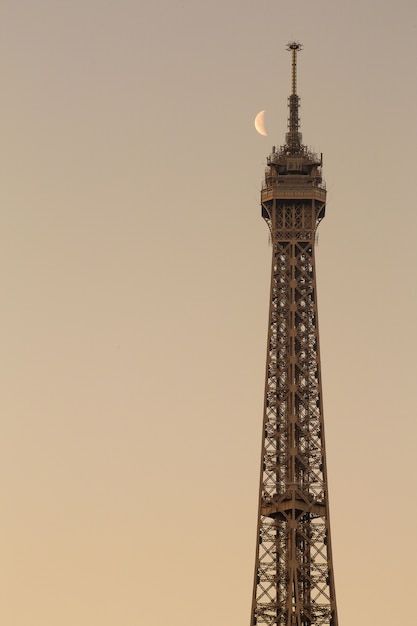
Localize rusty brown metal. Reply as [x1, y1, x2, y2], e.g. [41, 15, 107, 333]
[251, 43, 338, 626]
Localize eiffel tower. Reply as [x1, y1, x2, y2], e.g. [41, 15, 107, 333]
[251, 42, 338, 626]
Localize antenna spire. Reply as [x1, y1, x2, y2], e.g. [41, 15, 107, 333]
[285, 41, 303, 153]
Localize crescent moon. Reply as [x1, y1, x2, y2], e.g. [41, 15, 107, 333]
[254, 110, 267, 136]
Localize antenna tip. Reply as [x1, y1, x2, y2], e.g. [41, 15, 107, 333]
[286, 41, 303, 52]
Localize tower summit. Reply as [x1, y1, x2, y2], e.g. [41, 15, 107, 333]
[251, 43, 338, 626]
[286, 41, 303, 152]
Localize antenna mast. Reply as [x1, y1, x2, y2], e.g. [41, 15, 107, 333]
[286, 41, 303, 153]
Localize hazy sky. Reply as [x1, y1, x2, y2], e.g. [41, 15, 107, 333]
[1, 1, 417, 625]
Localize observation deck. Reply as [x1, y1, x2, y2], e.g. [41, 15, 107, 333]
[261, 181, 326, 203]
[261, 149, 326, 204]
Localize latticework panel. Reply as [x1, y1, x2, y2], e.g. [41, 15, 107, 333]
[251, 202, 337, 626]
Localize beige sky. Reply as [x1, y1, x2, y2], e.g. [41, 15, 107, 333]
[1, 1, 417, 625]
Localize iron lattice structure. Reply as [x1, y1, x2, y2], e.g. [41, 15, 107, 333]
[251, 43, 338, 626]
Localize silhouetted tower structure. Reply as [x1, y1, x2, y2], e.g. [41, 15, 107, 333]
[251, 43, 338, 626]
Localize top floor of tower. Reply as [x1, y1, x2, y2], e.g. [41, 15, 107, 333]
[261, 42, 326, 206]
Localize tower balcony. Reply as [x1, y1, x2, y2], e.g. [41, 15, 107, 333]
[261, 183, 326, 204]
